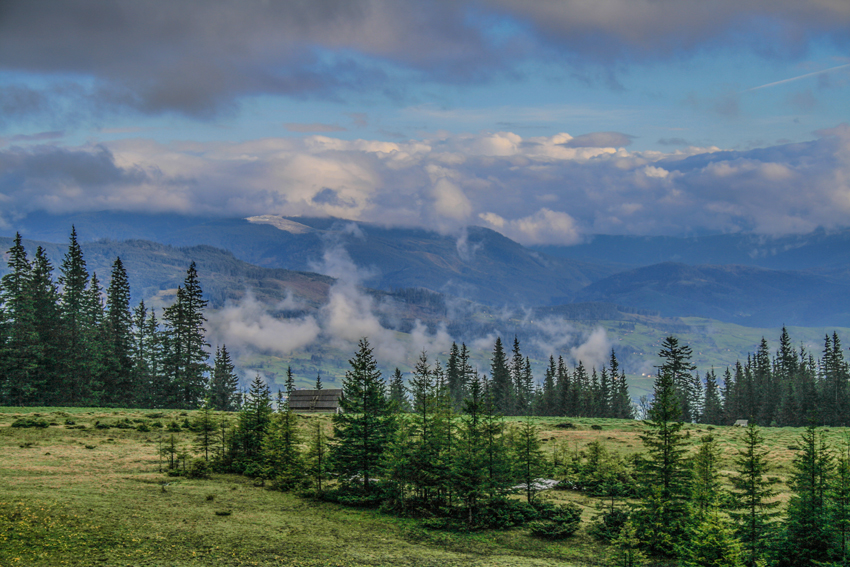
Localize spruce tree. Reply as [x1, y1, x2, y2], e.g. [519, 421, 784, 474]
[262, 401, 304, 490]
[332, 338, 394, 494]
[633, 367, 691, 556]
[832, 438, 850, 565]
[452, 372, 489, 525]
[103, 257, 134, 405]
[193, 399, 218, 461]
[209, 345, 239, 411]
[162, 262, 210, 408]
[780, 425, 834, 567]
[306, 420, 330, 495]
[0, 233, 39, 405]
[510, 418, 545, 504]
[510, 336, 527, 415]
[58, 226, 90, 405]
[490, 337, 513, 415]
[388, 367, 410, 412]
[728, 423, 780, 567]
[28, 246, 62, 405]
[658, 335, 699, 423]
[542, 355, 557, 416]
[702, 369, 724, 425]
[234, 374, 273, 474]
[691, 433, 723, 521]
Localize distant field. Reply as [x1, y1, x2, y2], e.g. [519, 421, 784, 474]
[0, 408, 836, 566]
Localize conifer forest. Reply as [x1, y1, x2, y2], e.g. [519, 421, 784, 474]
[7, 231, 850, 567]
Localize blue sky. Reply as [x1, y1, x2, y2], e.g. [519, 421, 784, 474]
[1, 0, 849, 244]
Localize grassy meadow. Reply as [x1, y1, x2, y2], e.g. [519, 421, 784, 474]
[0, 407, 836, 566]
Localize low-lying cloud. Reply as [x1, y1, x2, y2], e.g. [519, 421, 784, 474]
[2, 126, 850, 243]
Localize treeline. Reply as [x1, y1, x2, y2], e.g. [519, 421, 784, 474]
[0, 230, 241, 409]
[648, 332, 850, 427]
[168, 337, 850, 567]
[420, 337, 634, 419]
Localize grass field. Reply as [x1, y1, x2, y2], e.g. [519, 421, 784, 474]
[0, 408, 840, 566]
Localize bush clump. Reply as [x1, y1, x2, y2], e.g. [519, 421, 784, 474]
[528, 502, 582, 539]
[186, 458, 211, 479]
[11, 417, 49, 429]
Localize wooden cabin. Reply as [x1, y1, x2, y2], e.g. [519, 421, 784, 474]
[288, 389, 343, 413]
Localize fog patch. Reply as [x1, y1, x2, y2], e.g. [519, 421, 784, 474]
[206, 291, 321, 356]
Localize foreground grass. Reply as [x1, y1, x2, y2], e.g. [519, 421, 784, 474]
[1, 408, 838, 566]
[0, 408, 620, 567]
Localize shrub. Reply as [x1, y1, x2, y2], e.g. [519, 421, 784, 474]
[555, 422, 576, 429]
[186, 458, 211, 479]
[136, 423, 151, 432]
[94, 421, 111, 430]
[589, 507, 629, 542]
[64, 419, 76, 426]
[591, 424, 603, 431]
[166, 421, 182, 432]
[11, 418, 49, 428]
[529, 502, 582, 539]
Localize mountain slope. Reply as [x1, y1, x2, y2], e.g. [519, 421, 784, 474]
[2, 212, 619, 306]
[0, 236, 335, 309]
[534, 228, 850, 271]
[575, 262, 850, 327]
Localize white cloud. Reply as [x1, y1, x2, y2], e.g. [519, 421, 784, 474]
[2, 125, 850, 243]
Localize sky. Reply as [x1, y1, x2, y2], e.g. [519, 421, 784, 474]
[1, 0, 849, 245]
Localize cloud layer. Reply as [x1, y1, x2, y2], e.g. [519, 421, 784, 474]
[2, 125, 850, 241]
[1, 1, 848, 118]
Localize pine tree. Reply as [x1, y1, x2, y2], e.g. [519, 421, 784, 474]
[633, 367, 691, 556]
[162, 262, 210, 408]
[510, 336, 527, 415]
[194, 399, 218, 461]
[0, 233, 42, 406]
[728, 423, 780, 567]
[209, 345, 239, 411]
[388, 368, 410, 412]
[28, 246, 62, 405]
[832, 438, 850, 565]
[657, 335, 699, 423]
[332, 338, 395, 494]
[678, 512, 745, 567]
[509, 418, 546, 504]
[702, 369, 724, 425]
[452, 372, 489, 525]
[234, 374, 273, 474]
[315, 373, 323, 390]
[285, 366, 295, 401]
[262, 402, 304, 490]
[103, 257, 134, 406]
[306, 420, 330, 495]
[780, 425, 834, 567]
[542, 355, 557, 416]
[691, 433, 723, 521]
[447, 342, 465, 411]
[58, 226, 91, 405]
[490, 337, 513, 415]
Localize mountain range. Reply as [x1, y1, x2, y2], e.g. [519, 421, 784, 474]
[4, 211, 850, 328]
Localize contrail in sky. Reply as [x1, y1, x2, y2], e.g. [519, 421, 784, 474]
[745, 63, 850, 92]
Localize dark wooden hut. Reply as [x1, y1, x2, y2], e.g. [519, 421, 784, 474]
[288, 389, 343, 413]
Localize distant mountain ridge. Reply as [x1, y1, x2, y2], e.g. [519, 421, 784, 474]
[4, 211, 850, 327]
[2, 212, 617, 307]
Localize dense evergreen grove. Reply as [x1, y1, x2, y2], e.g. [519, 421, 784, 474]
[0, 230, 240, 409]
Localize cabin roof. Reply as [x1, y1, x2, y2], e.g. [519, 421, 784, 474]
[288, 389, 343, 411]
